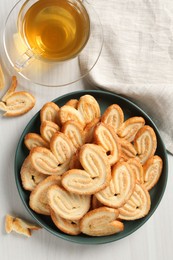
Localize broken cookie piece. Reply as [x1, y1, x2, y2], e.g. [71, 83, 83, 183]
[5, 214, 41, 237]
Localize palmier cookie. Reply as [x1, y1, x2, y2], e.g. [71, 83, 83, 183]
[40, 102, 59, 124]
[101, 104, 124, 131]
[118, 183, 151, 220]
[117, 116, 145, 142]
[127, 158, 144, 184]
[62, 144, 111, 195]
[77, 95, 101, 124]
[134, 125, 157, 165]
[50, 209, 80, 235]
[94, 123, 121, 165]
[40, 120, 60, 143]
[29, 175, 61, 215]
[0, 92, 35, 117]
[119, 138, 137, 161]
[20, 156, 46, 191]
[50, 131, 74, 163]
[0, 76, 35, 117]
[58, 105, 85, 126]
[79, 207, 124, 236]
[24, 133, 49, 150]
[30, 147, 69, 175]
[143, 155, 163, 190]
[48, 185, 91, 221]
[61, 120, 85, 151]
[95, 162, 135, 208]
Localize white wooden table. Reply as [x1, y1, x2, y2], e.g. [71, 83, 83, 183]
[0, 1, 173, 260]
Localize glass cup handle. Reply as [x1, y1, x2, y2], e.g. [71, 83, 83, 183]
[15, 49, 35, 71]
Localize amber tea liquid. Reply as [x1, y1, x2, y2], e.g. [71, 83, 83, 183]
[18, 0, 90, 61]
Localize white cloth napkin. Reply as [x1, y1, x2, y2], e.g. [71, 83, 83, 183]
[79, 0, 173, 154]
[80, 0, 173, 153]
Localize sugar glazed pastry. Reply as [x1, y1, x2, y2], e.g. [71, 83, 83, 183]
[40, 102, 60, 124]
[95, 162, 135, 208]
[48, 185, 91, 221]
[101, 104, 124, 131]
[80, 207, 124, 236]
[19, 94, 163, 237]
[0, 76, 35, 117]
[62, 144, 111, 194]
[5, 214, 41, 237]
[118, 183, 151, 220]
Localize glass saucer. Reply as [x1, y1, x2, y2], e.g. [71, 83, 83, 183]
[2, 0, 103, 87]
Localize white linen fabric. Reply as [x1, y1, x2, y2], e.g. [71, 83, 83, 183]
[79, 0, 173, 154]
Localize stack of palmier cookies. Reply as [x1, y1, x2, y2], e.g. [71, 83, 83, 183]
[20, 94, 163, 236]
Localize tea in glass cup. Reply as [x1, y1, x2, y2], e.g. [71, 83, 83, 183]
[3, 0, 103, 86]
[17, 0, 90, 62]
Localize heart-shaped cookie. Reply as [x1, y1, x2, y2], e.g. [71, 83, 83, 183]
[0, 76, 35, 117]
[30, 132, 74, 175]
[30, 147, 70, 176]
[77, 95, 101, 124]
[0, 91, 35, 117]
[118, 183, 151, 220]
[95, 162, 135, 208]
[48, 185, 91, 221]
[62, 144, 111, 195]
[59, 95, 101, 127]
[79, 207, 124, 236]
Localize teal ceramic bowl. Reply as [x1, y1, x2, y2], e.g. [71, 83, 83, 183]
[14, 90, 168, 244]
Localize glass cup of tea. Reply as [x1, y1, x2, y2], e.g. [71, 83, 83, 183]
[3, 0, 103, 87]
